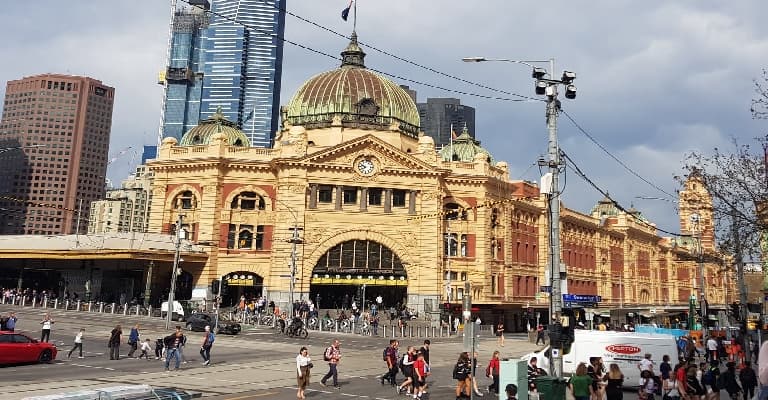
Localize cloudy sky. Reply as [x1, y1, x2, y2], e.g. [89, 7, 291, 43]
[2, 1, 767, 234]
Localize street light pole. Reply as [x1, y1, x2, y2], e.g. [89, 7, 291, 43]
[166, 214, 184, 330]
[691, 213, 707, 337]
[288, 223, 304, 315]
[463, 56, 576, 378]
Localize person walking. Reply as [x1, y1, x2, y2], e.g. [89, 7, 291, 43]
[67, 328, 85, 359]
[40, 313, 54, 342]
[296, 346, 312, 400]
[320, 339, 341, 389]
[5, 312, 17, 332]
[496, 320, 505, 347]
[536, 324, 546, 345]
[108, 324, 122, 360]
[164, 326, 185, 371]
[412, 351, 427, 399]
[127, 324, 140, 358]
[739, 361, 757, 400]
[719, 362, 741, 400]
[453, 352, 471, 400]
[603, 363, 624, 400]
[199, 325, 214, 366]
[397, 346, 416, 396]
[381, 339, 399, 386]
[138, 339, 152, 360]
[570, 363, 595, 400]
[487, 350, 501, 394]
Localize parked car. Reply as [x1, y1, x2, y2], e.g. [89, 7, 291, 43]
[160, 300, 194, 322]
[0, 331, 58, 365]
[185, 313, 241, 335]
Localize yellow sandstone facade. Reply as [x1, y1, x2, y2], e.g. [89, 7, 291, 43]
[146, 34, 731, 329]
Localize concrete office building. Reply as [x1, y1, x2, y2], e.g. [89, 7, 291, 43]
[89, 165, 154, 234]
[0, 74, 114, 235]
[417, 98, 475, 148]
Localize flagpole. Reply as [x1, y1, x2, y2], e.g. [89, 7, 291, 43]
[450, 123, 454, 161]
[353, 0, 357, 32]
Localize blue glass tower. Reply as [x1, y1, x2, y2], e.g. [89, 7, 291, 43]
[159, 0, 286, 147]
[201, 0, 286, 147]
[160, 0, 210, 142]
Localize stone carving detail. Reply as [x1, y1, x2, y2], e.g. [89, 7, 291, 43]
[421, 191, 441, 201]
[402, 232, 417, 249]
[277, 184, 307, 194]
[305, 228, 328, 246]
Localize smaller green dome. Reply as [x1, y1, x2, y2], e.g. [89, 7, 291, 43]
[590, 194, 619, 218]
[179, 108, 251, 147]
[439, 126, 494, 163]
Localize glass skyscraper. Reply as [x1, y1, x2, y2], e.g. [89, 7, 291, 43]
[158, 0, 286, 148]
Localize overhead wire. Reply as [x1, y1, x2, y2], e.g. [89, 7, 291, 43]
[560, 150, 686, 237]
[178, 0, 538, 103]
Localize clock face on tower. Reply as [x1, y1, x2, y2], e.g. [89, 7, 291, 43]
[357, 159, 375, 175]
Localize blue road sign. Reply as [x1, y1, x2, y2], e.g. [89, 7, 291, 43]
[540, 286, 552, 293]
[562, 294, 602, 303]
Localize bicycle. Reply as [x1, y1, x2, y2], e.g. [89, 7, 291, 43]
[359, 321, 371, 336]
[286, 319, 309, 339]
[307, 317, 319, 330]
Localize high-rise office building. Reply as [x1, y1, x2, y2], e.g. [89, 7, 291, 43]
[158, 0, 210, 141]
[417, 98, 475, 148]
[0, 74, 114, 235]
[89, 165, 154, 234]
[158, 0, 286, 148]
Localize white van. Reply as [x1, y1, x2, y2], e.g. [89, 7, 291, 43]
[160, 301, 187, 321]
[522, 330, 678, 385]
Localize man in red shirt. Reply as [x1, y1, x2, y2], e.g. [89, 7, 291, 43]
[412, 351, 427, 398]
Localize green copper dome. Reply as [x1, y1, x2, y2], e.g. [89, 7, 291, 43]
[282, 32, 420, 137]
[439, 126, 494, 163]
[179, 108, 250, 147]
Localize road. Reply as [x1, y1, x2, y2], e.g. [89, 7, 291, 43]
[0, 305, 543, 399]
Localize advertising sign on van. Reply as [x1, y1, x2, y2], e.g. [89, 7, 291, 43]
[606, 344, 642, 355]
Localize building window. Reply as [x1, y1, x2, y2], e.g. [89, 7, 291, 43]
[491, 275, 497, 295]
[238, 225, 254, 248]
[173, 190, 196, 210]
[369, 188, 383, 206]
[318, 186, 333, 203]
[444, 203, 468, 220]
[460, 234, 468, 257]
[231, 191, 265, 210]
[392, 190, 406, 207]
[444, 233, 458, 257]
[343, 187, 357, 204]
[228, 224, 265, 250]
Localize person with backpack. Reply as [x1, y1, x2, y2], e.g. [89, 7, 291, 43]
[687, 363, 706, 400]
[397, 346, 416, 396]
[381, 339, 399, 386]
[454, 352, 471, 400]
[739, 361, 757, 400]
[199, 325, 215, 366]
[702, 360, 721, 400]
[718, 362, 741, 400]
[127, 324, 140, 358]
[320, 339, 341, 389]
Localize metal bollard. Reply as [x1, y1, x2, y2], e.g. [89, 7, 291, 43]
[32, 297, 37, 308]
[22, 297, 27, 307]
[99, 303, 104, 313]
[111, 303, 116, 314]
[123, 303, 128, 316]
[410, 326, 414, 337]
[43, 296, 48, 309]
[65, 300, 69, 310]
[88, 302, 92, 312]
[335, 321, 339, 333]
[54, 299, 58, 309]
[147, 305, 152, 317]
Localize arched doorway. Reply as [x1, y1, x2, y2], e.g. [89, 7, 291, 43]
[221, 272, 264, 308]
[310, 239, 407, 311]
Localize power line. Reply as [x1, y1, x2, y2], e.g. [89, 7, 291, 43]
[561, 110, 677, 200]
[178, 0, 537, 103]
[560, 151, 686, 237]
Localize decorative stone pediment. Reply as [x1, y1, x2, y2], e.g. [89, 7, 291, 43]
[293, 134, 439, 175]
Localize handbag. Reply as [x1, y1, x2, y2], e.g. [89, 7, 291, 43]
[663, 388, 681, 400]
[307, 362, 314, 369]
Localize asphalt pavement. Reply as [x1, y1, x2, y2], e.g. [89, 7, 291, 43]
[0, 305, 544, 399]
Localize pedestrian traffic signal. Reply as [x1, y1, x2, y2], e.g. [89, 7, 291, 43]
[211, 280, 219, 295]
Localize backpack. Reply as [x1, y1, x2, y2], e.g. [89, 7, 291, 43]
[207, 332, 215, 345]
[399, 354, 407, 369]
[323, 346, 333, 362]
[382, 347, 389, 362]
[651, 376, 662, 395]
[452, 363, 462, 379]
[702, 368, 716, 389]
[716, 371, 729, 392]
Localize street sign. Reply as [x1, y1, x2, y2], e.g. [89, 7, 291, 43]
[540, 286, 552, 293]
[562, 294, 602, 303]
[564, 302, 597, 308]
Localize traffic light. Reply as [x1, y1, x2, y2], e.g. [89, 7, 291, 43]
[730, 302, 742, 322]
[211, 279, 220, 295]
[444, 303, 450, 311]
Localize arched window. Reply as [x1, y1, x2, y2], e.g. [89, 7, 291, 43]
[231, 191, 265, 210]
[173, 190, 196, 210]
[444, 203, 467, 220]
[238, 226, 254, 248]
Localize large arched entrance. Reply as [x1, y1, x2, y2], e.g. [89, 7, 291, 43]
[221, 272, 264, 308]
[310, 239, 407, 311]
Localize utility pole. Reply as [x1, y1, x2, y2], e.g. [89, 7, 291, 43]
[166, 214, 183, 330]
[692, 213, 707, 337]
[288, 223, 303, 314]
[732, 209, 750, 362]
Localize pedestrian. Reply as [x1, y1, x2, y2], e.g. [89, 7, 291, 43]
[108, 324, 122, 360]
[381, 339, 399, 386]
[419, 340, 431, 366]
[528, 357, 542, 392]
[40, 313, 54, 342]
[5, 311, 17, 332]
[412, 351, 427, 399]
[660, 355, 672, 385]
[639, 370, 657, 400]
[603, 363, 624, 400]
[638, 353, 655, 373]
[739, 361, 757, 400]
[138, 338, 152, 360]
[687, 364, 706, 400]
[471, 351, 484, 397]
[320, 339, 341, 389]
[67, 328, 85, 359]
[505, 383, 518, 400]
[199, 325, 214, 366]
[397, 346, 416, 395]
[296, 346, 312, 400]
[588, 357, 605, 400]
[496, 320, 505, 347]
[570, 362, 594, 400]
[720, 361, 741, 400]
[536, 324, 546, 345]
[163, 326, 184, 371]
[127, 324, 140, 358]
[178, 327, 188, 364]
[487, 350, 501, 394]
[453, 351, 471, 400]
[707, 336, 718, 363]
[154, 338, 164, 360]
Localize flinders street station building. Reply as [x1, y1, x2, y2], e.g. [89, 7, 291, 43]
[145, 34, 732, 330]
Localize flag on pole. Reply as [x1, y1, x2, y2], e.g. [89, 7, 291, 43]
[341, 0, 353, 21]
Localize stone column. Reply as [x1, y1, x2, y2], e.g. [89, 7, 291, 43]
[335, 186, 342, 210]
[384, 189, 392, 213]
[408, 191, 417, 215]
[308, 184, 317, 209]
[360, 188, 368, 212]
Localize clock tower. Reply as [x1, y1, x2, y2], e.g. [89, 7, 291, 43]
[679, 169, 714, 251]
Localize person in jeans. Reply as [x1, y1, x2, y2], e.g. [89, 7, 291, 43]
[127, 324, 140, 358]
[320, 339, 342, 389]
[5, 312, 17, 332]
[40, 313, 54, 342]
[68, 328, 85, 359]
[199, 325, 214, 366]
[164, 326, 185, 371]
[381, 339, 399, 386]
[108, 324, 122, 360]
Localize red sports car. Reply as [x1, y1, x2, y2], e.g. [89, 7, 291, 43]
[0, 331, 57, 365]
